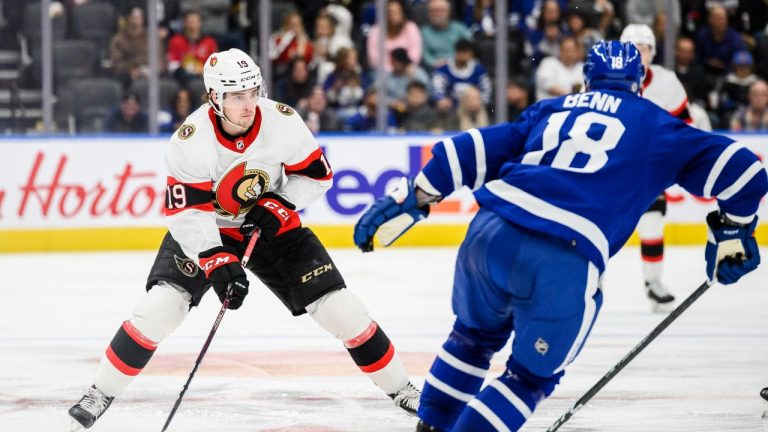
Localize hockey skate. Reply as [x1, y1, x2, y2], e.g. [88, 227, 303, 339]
[416, 420, 440, 431]
[68, 385, 114, 430]
[389, 381, 420, 416]
[645, 281, 675, 313]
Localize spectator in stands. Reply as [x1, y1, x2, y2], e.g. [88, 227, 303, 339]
[398, 81, 438, 131]
[526, 21, 564, 67]
[383, 48, 430, 106]
[506, 79, 530, 122]
[313, 12, 353, 84]
[179, 0, 245, 51]
[457, 85, 490, 130]
[683, 0, 767, 37]
[366, 0, 422, 72]
[299, 86, 342, 134]
[270, 10, 314, 79]
[524, 0, 565, 64]
[468, 0, 496, 37]
[345, 88, 397, 131]
[512, 0, 567, 35]
[103, 91, 149, 133]
[730, 80, 768, 132]
[324, 0, 355, 40]
[432, 39, 492, 111]
[323, 47, 365, 121]
[696, 5, 746, 78]
[166, 10, 219, 87]
[674, 36, 710, 106]
[420, 0, 472, 71]
[715, 50, 758, 125]
[159, 87, 193, 133]
[275, 57, 316, 109]
[535, 36, 584, 101]
[110, 7, 163, 88]
[565, 8, 602, 55]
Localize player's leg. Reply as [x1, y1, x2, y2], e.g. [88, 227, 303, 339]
[245, 227, 419, 414]
[69, 233, 208, 429]
[637, 194, 674, 311]
[417, 210, 518, 431]
[450, 224, 603, 431]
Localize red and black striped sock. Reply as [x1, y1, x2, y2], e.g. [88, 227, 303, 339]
[104, 321, 158, 377]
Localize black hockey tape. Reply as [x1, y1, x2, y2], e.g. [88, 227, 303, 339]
[108, 323, 157, 371]
[640, 241, 664, 258]
[346, 325, 392, 369]
[646, 195, 667, 215]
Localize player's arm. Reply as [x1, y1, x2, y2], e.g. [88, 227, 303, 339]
[668, 76, 693, 124]
[164, 137, 223, 263]
[673, 124, 768, 284]
[419, 119, 529, 198]
[353, 114, 531, 251]
[239, 118, 332, 243]
[273, 119, 333, 210]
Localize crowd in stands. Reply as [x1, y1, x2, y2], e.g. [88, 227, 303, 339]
[9, 0, 768, 133]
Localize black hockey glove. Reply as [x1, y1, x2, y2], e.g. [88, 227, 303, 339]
[198, 245, 249, 309]
[240, 192, 300, 242]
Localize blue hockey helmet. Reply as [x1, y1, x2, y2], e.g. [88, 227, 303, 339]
[583, 40, 644, 94]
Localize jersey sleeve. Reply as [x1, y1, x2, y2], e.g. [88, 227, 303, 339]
[164, 136, 223, 262]
[276, 118, 333, 210]
[667, 120, 768, 223]
[419, 108, 532, 196]
[668, 76, 693, 124]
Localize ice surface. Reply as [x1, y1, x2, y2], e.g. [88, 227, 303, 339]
[0, 246, 766, 431]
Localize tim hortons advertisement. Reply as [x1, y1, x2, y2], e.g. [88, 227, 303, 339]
[0, 134, 766, 231]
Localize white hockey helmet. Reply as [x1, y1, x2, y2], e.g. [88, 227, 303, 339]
[203, 48, 266, 113]
[620, 24, 656, 60]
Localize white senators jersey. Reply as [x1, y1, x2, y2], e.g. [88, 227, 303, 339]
[642, 64, 692, 124]
[164, 98, 332, 262]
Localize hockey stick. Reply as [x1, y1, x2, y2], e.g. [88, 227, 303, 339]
[547, 280, 712, 432]
[160, 231, 260, 432]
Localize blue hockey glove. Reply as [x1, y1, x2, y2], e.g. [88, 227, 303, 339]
[353, 177, 431, 252]
[705, 211, 760, 285]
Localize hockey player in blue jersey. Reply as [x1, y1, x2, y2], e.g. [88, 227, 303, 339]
[353, 40, 766, 431]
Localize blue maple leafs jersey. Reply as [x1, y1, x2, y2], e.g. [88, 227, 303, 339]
[420, 89, 768, 272]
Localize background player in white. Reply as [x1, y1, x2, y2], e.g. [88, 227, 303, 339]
[354, 40, 765, 431]
[67, 49, 420, 430]
[621, 23, 694, 312]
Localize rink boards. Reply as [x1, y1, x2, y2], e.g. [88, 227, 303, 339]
[1, 133, 767, 252]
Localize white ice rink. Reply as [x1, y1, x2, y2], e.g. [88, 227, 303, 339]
[0, 245, 766, 431]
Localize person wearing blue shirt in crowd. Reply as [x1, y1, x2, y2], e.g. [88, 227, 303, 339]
[432, 39, 492, 112]
[353, 40, 766, 431]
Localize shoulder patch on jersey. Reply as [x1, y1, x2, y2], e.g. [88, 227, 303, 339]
[276, 102, 294, 116]
[177, 124, 196, 140]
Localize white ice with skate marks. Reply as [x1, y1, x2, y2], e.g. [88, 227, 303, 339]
[0, 246, 767, 431]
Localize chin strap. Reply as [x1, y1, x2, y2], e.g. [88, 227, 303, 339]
[208, 96, 251, 134]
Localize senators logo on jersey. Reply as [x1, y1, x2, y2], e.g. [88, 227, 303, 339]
[214, 162, 270, 218]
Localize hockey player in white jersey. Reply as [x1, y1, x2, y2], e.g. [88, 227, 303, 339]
[67, 49, 420, 430]
[621, 23, 694, 312]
